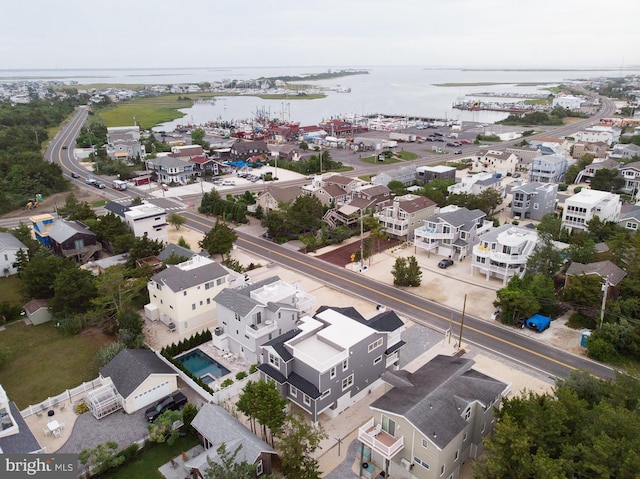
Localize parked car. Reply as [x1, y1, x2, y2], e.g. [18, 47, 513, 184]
[491, 308, 501, 320]
[144, 391, 188, 422]
[513, 172, 521, 178]
[438, 258, 454, 269]
[222, 180, 235, 186]
[454, 150, 463, 155]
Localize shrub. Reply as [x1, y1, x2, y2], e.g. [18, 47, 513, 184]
[574, 186, 583, 194]
[96, 342, 127, 367]
[221, 378, 234, 388]
[235, 371, 248, 380]
[558, 183, 568, 191]
[249, 364, 258, 374]
[586, 336, 618, 362]
[119, 443, 139, 462]
[75, 402, 90, 415]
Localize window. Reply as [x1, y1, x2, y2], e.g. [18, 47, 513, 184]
[463, 432, 468, 442]
[207, 298, 210, 305]
[205, 281, 214, 290]
[256, 459, 263, 476]
[216, 277, 225, 286]
[235, 313, 241, 322]
[183, 291, 187, 296]
[413, 457, 430, 470]
[269, 354, 280, 368]
[464, 407, 471, 420]
[342, 359, 349, 371]
[330, 366, 336, 379]
[440, 464, 445, 476]
[368, 338, 383, 353]
[192, 304, 196, 310]
[627, 222, 638, 230]
[422, 438, 429, 448]
[373, 356, 382, 365]
[321, 389, 331, 399]
[454, 449, 459, 461]
[303, 394, 311, 406]
[289, 385, 297, 397]
[342, 374, 354, 391]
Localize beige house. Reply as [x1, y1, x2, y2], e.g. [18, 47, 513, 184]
[374, 194, 437, 241]
[357, 355, 510, 479]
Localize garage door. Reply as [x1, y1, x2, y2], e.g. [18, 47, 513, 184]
[132, 380, 174, 411]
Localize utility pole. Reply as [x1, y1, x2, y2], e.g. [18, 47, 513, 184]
[457, 294, 467, 349]
[599, 276, 610, 329]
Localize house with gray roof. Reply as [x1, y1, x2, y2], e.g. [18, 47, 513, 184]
[414, 206, 492, 260]
[157, 243, 206, 262]
[357, 355, 510, 479]
[0, 232, 27, 276]
[99, 349, 178, 414]
[416, 165, 456, 185]
[255, 185, 302, 214]
[574, 158, 620, 184]
[374, 194, 437, 241]
[610, 143, 640, 161]
[618, 161, 640, 195]
[528, 153, 569, 183]
[145, 155, 196, 184]
[0, 384, 43, 453]
[258, 306, 405, 424]
[510, 182, 558, 220]
[565, 260, 626, 296]
[447, 172, 505, 198]
[471, 149, 518, 176]
[145, 255, 243, 336]
[47, 220, 101, 264]
[618, 204, 640, 232]
[212, 276, 315, 363]
[185, 404, 276, 477]
[372, 165, 418, 187]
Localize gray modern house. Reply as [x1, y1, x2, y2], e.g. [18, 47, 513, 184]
[528, 154, 568, 183]
[510, 182, 558, 220]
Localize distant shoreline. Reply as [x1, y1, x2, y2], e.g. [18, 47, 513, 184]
[434, 82, 556, 87]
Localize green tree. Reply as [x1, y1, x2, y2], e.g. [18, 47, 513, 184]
[477, 188, 504, 216]
[191, 127, 209, 148]
[536, 214, 562, 241]
[203, 443, 274, 479]
[56, 192, 96, 221]
[387, 180, 407, 196]
[50, 266, 98, 317]
[566, 239, 597, 264]
[78, 441, 124, 475]
[286, 194, 323, 235]
[168, 212, 186, 230]
[199, 221, 237, 261]
[237, 380, 288, 444]
[126, 234, 164, 267]
[147, 409, 183, 445]
[590, 168, 624, 192]
[275, 413, 327, 479]
[406, 255, 423, 286]
[494, 275, 540, 326]
[91, 264, 147, 321]
[391, 257, 408, 286]
[262, 210, 287, 238]
[526, 233, 563, 278]
[561, 274, 603, 323]
[20, 252, 72, 299]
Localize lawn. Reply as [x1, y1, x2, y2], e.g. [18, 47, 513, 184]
[0, 321, 113, 408]
[0, 276, 23, 305]
[103, 435, 200, 479]
[395, 151, 418, 161]
[360, 155, 402, 165]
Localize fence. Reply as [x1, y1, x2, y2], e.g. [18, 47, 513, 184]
[21, 377, 103, 418]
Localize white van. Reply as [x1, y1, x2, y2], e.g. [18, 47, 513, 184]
[222, 180, 236, 186]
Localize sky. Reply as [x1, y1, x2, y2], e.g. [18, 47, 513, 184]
[2, 0, 638, 70]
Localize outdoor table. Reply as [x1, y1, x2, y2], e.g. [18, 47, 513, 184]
[47, 420, 60, 434]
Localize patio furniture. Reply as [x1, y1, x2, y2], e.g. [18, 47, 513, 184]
[47, 420, 60, 437]
[43, 427, 51, 437]
[58, 404, 65, 412]
[35, 410, 42, 417]
[58, 421, 65, 430]
[53, 429, 61, 438]
[47, 410, 55, 417]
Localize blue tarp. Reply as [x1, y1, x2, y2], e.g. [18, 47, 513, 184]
[525, 314, 551, 332]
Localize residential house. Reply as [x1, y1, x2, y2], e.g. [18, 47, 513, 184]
[47, 220, 101, 264]
[505, 146, 542, 170]
[414, 206, 492, 260]
[618, 204, 640, 231]
[552, 95, 583, 109]
[169, 145, 204, 158]
[574, 159, 620, 184]
[609, 143, 640, 161]
[375, 194, 437, 241]
[562, 189, 622, 233]
[185, 404, 277, 477]
[323, 173, 366, 196]
[510, 182, 558, 220]
[212, 276, 316, 364]
[416, 165, 456, 185]
[145, 156, 196, 184]
[354, 137, 385, 151]
[357, 355, 510, 479]
[448, 172, 505, 198]
[573, 126, 621, 146]
[157, 243, 206, 262]
[565, 261, 626, 298]
[270, 144, 300, 161]
[528, 137, 572, 155]
[99, 349, 178, 414]
[106, 126, 145, 162]
[372, 165, 418, 187]
[23, 299, 52, 325]
[307, 181, 351, 207]
[258, 306, 405, 424]
[145, 255, 244, 336]
[190, 155, 221, 175]
[571, 142, 608, 160]
[29, 213, 55, 247]
[0, 385, 42, 453]
[104, 200, 168, 243]
[353, 184, 392, 208]
[471, 150, 518, 176]
[230, 140, 269, 160]
[0, 232, 27, 276]
[528, 153, 569, 183]
[617, 161, 640, 195]
[472, 225, 540, 285]
[267, 124, 297, 143]
[323, 197, 380, 228]
[255, 186, 302, 214]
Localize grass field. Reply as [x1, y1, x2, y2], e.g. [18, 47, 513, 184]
[395, 151, 418, 160]
[102, 435, 200, 479]
[0, 276, 23, 306]
[360, 155, 402, 165]
[524, 98, 553, 105]
[0, 321, 113, 408]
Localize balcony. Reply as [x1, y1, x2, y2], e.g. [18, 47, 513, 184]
[245, 320, 277, 339]
[358, 417, 404, 460]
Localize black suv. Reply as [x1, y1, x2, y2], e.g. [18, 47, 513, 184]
[144, 391, 188, 422]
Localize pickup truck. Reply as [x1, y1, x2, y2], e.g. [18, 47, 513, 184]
[144, 391, 188, 422]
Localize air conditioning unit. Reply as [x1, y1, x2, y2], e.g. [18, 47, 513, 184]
[400, 458, 411, 471]
[214, 326, 223, 336]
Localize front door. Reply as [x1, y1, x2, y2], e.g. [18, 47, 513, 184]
[381, 415, 396, 436]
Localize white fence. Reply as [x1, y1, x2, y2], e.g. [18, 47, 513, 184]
[21, 377, 103, 418]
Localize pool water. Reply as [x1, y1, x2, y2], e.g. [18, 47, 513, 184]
[177, 349, 231, 379]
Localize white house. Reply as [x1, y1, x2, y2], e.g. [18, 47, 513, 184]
[124, 202, 168, 243]
[552, 95, 583, 109]
[0, 385, 42, 453]
[0, 232, 27, 276]
[573, 126, 621, 146]
[562, 189, 622, 233]
[528, 153, 569, 183]
[470, 150, 518, 176]
[472, 225, 540, 285]
[145, 255, 244, 336]
[448, 172, 505, 198]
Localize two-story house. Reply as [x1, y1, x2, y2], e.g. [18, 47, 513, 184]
[414, 206, 492, 260]
[46, 220, 102, 264]
[528, 153, 568, 183]
[416, 165, 456, 185]
[609, 143, 640, 161]
[106, 126, 145, 163]
[618, 161, 640, 195]
[212, 276, 316, 364]
[574, 158, 620, 184]
[0, 232, 27, 276]
[372, 165, 418, 188]
[510, 182, 558, 220]
[254, 186, 303, 215]
[145, 156, 196, 184]
[471, 150, 518, 176]
[357, 355, 510, 479]
[471, 225, 540, 285]
[374, 194, 437, 241]
[573, 126, 621, 146]
[618, 204, 640, 231]
[145, 255, 243, 335]
[447, 172, 505, 198]
[229, 140, 269, 160]
[258, 306, 405, 424]
[562, 189, 622, 233]
[105, 200, 168, 243]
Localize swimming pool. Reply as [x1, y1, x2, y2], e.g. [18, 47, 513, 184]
[176, 349, 231, 379]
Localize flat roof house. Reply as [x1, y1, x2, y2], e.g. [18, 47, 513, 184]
[561, 189, 622, 233]
[510, 182, 558, 220]
[0, 385, 43, 453]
